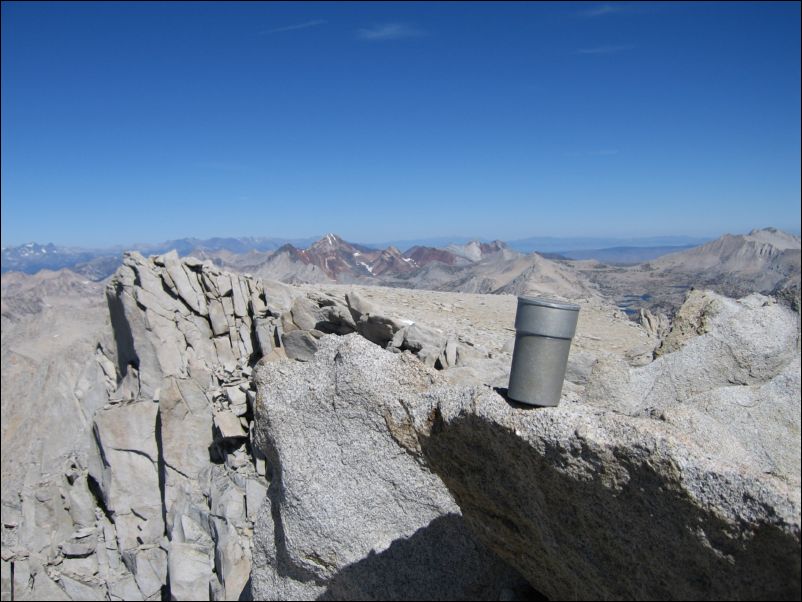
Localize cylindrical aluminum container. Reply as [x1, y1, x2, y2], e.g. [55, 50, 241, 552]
[507, 296, 580, 406]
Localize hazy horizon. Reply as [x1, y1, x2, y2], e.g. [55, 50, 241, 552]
[2, 223, 799, 252]
[5, 225, 802, 255]
[2, 2, 800, 247]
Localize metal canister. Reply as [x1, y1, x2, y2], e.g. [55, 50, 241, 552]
[507, 296, 580, 407]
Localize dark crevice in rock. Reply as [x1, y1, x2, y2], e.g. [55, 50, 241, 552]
[245, 313, 264, 366]
[155, 409, 168, 533]
[158, 270, 185, 304]
[108, 447, 157, 464]
[86, 472, 113, 524]
[209, 436, 247, 464]
[154, 399, 172, 601]
[106, 284, 138, 382]
[92, 422, 112, 472]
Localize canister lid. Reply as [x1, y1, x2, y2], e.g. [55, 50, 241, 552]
[517, 296, 580, 311]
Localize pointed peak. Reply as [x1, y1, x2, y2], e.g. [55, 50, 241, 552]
[275, 243, 300, 254]
[311, 233, 346, 248]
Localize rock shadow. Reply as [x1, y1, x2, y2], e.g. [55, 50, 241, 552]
[237, 576, 252, 601]
[106, 284, 138, 381]
[492, 386, 544, 410]
[418, 412, 802, 600]
[317, 513, 538, 601]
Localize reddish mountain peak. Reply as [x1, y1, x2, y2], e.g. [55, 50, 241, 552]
[267, 236, 516, 280]
[403, 246, 461, 266]
[300, 234, 378, 277]
[309, 233, 345, 251]
[369, 246, 417, 276]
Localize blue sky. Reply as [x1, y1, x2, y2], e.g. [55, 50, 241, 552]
[2, 1, 800, 247]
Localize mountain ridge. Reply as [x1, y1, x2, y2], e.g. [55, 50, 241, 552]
[3, 228, 798, 316]
[2, 233, 716, 278]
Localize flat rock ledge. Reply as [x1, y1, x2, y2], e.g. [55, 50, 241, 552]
[412, 385, 800, 600]
[408, 291, 801, 600]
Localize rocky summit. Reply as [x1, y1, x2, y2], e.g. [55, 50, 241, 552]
[1, 251, 800, 601]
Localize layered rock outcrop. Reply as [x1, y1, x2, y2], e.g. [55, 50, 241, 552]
[2, 253, 520, 600]
[85, 251, 277, 601]
[3, 252, 284, 600]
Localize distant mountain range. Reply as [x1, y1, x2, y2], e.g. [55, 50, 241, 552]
[362, 234, 713, 253]
[0, 237, 319, 279]
[579, 228, 801, 313]
[1, 234, 711, 279]
[2, 228, 799, 316]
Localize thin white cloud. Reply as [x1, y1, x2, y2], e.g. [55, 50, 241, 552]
[357, 23, 426, 41]
[579, 4, 625, 18]
[261, 19, 326, 34]
[574, 44, 635, 55]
